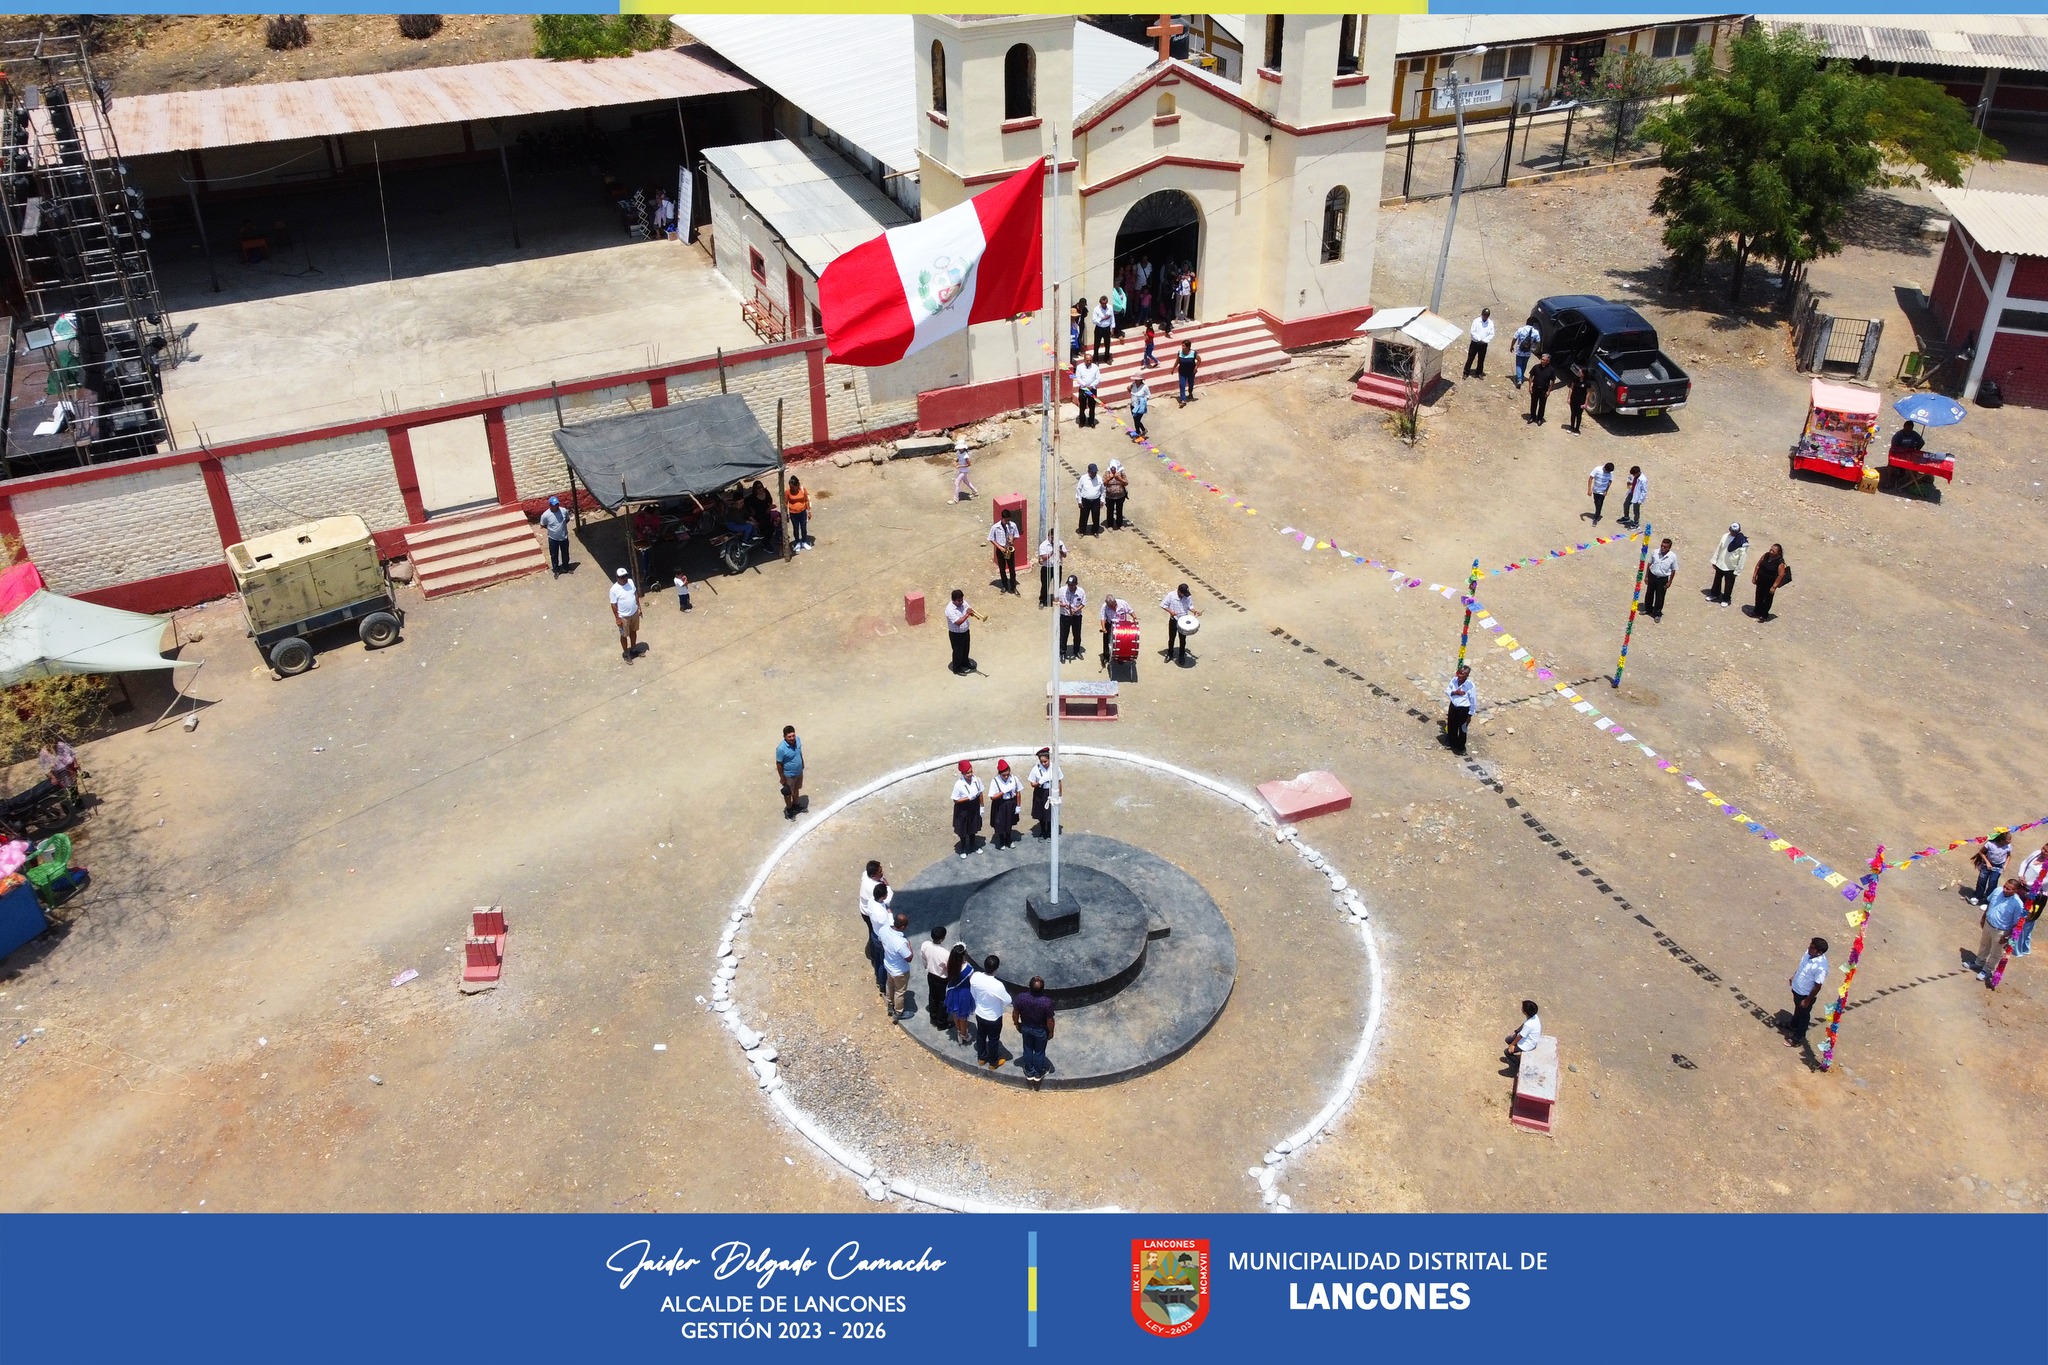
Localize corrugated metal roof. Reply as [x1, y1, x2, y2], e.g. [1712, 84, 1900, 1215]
[702, 138, 909, 277]
[1934, 187, 2048, 259]
[677, 15, 1151, 177]
[110, 47, 752, 159]
[1393, 13, 1734, 57]
[1772, 16, 2048, 71]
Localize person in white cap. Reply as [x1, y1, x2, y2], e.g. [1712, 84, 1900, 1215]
[539, 495, 572, 576]
[608, 566, 641, 661]
[952, 439, 978, 502]
[1707, 523, 1747, 606]
[1104, 459, 1130, 528]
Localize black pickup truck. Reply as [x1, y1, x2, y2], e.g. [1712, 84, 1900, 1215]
[1526, 295, 1691, 419]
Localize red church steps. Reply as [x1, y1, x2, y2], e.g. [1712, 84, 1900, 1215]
[403, 507, 550, 599]
[1087, 314, 1292, 409]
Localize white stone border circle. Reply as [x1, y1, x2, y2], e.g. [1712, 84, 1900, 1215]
[707, 744, 1385, 1214]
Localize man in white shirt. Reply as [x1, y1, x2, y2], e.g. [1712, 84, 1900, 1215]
[969, 952, 1013, 1068]
[1075, 462, 1104, 535]
[1073, 358, 1101, 428]
[877, 910, 913, 1021]
[608, 567, 641, 662]
[988, 512, 1020, 595]
[539, 495, 572, 576]
[1445, 664, 1477, 756]
[952, 439, 978, 502]
[1160, 582, 1200, 663]
[944, 589, 983, 675]
[1584, 462, 1615, 525]
[858, 860, 888, 995]
[1027, 746, 1061, 838]
[1644, 537, 1677, 619]
[1463, 307, 1496, 379]
[1058, 575, 1087, 660]
[1503, 999, 1541, 1067]
[919, 925, 957, 1031]
[1037, 532, 1069, 607]
[1092, 296, 1116, 362]
[1620, 465, 1648, 529]
[1785, 937, 1829, 1048]
[1510, 320, 1541, 388]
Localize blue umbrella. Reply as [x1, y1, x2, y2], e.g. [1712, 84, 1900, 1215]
[1892, 393, 1967, 427]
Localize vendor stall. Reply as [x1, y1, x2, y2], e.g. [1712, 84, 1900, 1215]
[1789, 378, 1881, 486]
[1883, 393, 1961, 494]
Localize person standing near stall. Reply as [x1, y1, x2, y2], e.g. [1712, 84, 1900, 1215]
[951, 760, 985, 857]
[1027, 746, 1061, 839]
[785, 476, 811, 551]
[989, 758, 1022, 850]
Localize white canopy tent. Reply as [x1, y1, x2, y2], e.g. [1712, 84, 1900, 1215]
[0, 590, 196, 688]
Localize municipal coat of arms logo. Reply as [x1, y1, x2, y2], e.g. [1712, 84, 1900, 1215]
[1130, 1239, 1209, 1338]
[915, 253, 969, 319]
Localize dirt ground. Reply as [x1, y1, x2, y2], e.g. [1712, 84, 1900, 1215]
[0, 16, 538, 98]
[1, 159, 2044, 1216]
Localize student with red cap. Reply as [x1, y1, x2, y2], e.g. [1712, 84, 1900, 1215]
[951, 760, 985, 857]
[989, 759, 1022, 849]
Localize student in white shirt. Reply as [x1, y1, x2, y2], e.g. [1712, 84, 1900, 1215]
[1027, 746, 1061, 838]
[1585, 462, 1615, 525]
[1503, 999, 1542, 1067]
[877, 910, 914, 1020]
[1644, 537, 1677, 619]
[1785, 937, 1829, 1048]
[988, 513, 1020, 594]
[1037, 533, 1069, 607]
[952, 439, 978, 502]
[1057, 575, 1086, 661]
[1075, 462, 1105, 535]
[1091, 297, 1115, 362]
[989, 758, 1023, 849]
[1620, 465, 1648, 529]
[1445, 664, 1477, 756]
[1160, 582, 1200, 663]
[609, 567, 641, 662]
[950, 759, 985, 857]
[858, 860, 888, 995]
[969, 952, 1014, 1068]
[920, 926, 958, 1031]
[1463, 307, 1496, 379]
[1073, 358, 1101, 428]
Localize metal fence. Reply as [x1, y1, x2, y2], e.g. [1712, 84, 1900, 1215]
[1790, 283, 1883, 381]
[1381, 96, 1675, 204]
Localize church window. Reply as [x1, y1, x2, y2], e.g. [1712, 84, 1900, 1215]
[1263, 16, 1284, 72]
[1155, 93, 1176, 118]
[1337, 16, 1359, 76]
[1321, 187, 1349, 263]
[931, 40, 947, 114]
[1005, 44, 1036, 119]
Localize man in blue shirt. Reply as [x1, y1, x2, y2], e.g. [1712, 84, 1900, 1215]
[1979, 880, 2027, 985]
[878, 910, 913, 1021]
[774, 725, 804, 819]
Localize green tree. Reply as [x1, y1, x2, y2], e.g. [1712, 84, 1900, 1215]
[533, 14, 668, 61]
[1642, 26, 1996, 303]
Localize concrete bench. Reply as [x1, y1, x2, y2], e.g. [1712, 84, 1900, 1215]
[1047, 679, 1119, 720]
[1510, 1035, 1558, 1133]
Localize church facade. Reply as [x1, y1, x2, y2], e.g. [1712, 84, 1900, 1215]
[911, 14, 1395, 425]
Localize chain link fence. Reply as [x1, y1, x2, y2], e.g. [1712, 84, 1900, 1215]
[1381, 96, 1675, 204]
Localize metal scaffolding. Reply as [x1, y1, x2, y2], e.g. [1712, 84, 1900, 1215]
[0, 32, 174, 470]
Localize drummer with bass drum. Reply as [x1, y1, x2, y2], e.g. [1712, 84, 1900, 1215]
[1160, 583, 1203, 664]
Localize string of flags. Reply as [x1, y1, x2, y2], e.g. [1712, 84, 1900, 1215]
[1035, 336, 2034, 908]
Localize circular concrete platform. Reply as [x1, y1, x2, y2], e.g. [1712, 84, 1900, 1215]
[893, 832, 1236, 1087]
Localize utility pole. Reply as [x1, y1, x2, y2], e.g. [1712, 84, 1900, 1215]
[1428, 45, 1487, 316]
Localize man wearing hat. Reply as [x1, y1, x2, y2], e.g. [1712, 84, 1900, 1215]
[988, 510, 1021, 594]
[1057, 574, 1086, 660]
[952, 438, 978, 502]
[989, 759, 1023, 849]
[1027, 748, 1061, 839]
[1075, 462, 1104, 535]
[608, 566, 641, 661]
[1707, 523, 1747, 606]
[951, 760, 985, 857]
[539, 495, 572, 576]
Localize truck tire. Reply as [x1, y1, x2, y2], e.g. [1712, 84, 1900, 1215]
[359, 611, 401, 648]
[270, 636, 314, 676]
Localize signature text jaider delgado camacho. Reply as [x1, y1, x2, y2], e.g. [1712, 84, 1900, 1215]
[607, 1240, 945, 1291]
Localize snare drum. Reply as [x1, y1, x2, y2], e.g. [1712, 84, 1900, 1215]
[1112, 621, 1140, 661]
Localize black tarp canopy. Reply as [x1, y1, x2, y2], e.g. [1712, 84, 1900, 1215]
[552, 393, 782, 511]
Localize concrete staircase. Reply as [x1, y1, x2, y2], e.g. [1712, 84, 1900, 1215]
[403, 506, 549, 599]
[1087, 314, 1291, 408]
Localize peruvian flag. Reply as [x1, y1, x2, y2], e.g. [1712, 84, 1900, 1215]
[819, 159, 1044, 367]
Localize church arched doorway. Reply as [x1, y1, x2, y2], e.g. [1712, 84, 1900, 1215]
[1113, 189, 1201, 326]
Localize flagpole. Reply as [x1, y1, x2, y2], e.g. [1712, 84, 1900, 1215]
[1047, 134, 1064, 904]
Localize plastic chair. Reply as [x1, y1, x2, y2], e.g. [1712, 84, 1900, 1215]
[24, 833, 70, 890]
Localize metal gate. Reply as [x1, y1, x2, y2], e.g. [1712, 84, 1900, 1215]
[1792, 291, 1882, 380]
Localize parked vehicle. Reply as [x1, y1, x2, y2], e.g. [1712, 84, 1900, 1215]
[227, 516, 403, 677]
[1526, 295, 1691, 419]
